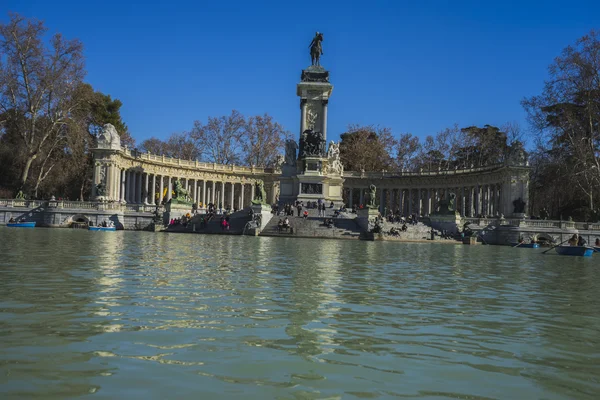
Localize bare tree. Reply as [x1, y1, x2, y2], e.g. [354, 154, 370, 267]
[396, 133, 421, 171]
[0, 14, 85, 195]
[190, 110, 244, 165]
[242, 114, 291, 167]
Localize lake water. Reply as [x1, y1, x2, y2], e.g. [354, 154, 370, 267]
[0, 227, 599, 399]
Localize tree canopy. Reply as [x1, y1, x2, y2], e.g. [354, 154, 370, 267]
[0, 13, 131, 200]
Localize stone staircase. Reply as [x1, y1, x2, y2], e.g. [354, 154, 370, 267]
[166, 208, 252, 235]
[260, 208, 362, 239]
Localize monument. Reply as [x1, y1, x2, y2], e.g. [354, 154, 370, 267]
[165, 178, 194, 223]
[279, 32, 344, 206]
[93, 123, 121, 202]
[251, 180, 273, 231]
[356, 184, 381, 232]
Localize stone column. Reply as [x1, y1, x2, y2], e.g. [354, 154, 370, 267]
[379, 188, 385, 213]
[105, 164, 113, 200]
[348, 188, 353, 208]
[399, 189, 404, 216]
[417, 189, 423, 216]
[408, 189, 413, 215]
[240, 184, 245, 209]
[143, 173, 149, 204]
[120, 169, 126, 202]
[475, 184, 481, 216]
[192, 179, 197, 205]
[114, 166, 120, 200]
[211, 181, 215, 205]
[220, 181, 225, 208]
[91, 163, 100, 198]
[359, 188, 364, 206]
[167, 176, 172, 202]
[229, 182, 235, 210]
[158, 175, 164, 205]
[151, 174, 156, 205]
[425, 189, 431, 216]
[250, 181, 255, 203]
[136, 172, 143, 203]
[322, 99, 328, 141]
[124, 171, 130, 203]
[110, 165, 117, 200]
[300, 99, 307, 134]
[202, 180, 207, 207]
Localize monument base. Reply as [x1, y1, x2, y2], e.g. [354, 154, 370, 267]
[165, 201, 193, 224]
[251, 204, 273, 231]
[429, 213, 462, 234]
[356, 207, 380, 232]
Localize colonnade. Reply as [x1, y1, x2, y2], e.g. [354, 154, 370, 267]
[344, 183, 504, 217]
[96, 166, 256, 210]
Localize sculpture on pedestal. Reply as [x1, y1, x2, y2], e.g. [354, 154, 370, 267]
[171, 180, 191, 204]
[513, 197, 526, 213]
[284, 139, 298, 166]
[251, 180, 268, 205]
[327, 141, 343, 175]
[309, 32, 324, 66]
[299, 129, 326, 157]
[274, 155, 285, 169]
[96, 182, 106, 197]
[368, 184, 377, 208]
[434, 192, 458, 215]
[97, 123, 121, 150]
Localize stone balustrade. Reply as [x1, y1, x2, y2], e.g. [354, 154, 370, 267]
[0, 199, 156, 213]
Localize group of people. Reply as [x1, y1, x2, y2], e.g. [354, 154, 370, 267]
[277, 217, 292, 232]
[386, 212, 419, 225]
[388, 224, 408, 236]
[568, 233, 587, 247]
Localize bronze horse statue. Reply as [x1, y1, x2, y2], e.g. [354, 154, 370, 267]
[309, 32, 324, 66]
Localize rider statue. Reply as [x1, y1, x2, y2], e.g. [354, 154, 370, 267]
[309, 32, 324, 66]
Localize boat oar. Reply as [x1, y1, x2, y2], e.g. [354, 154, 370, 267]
[512, 240, 524, 248]
[542, 238, 569, 254]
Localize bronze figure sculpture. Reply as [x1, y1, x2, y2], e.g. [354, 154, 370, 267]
[309, 32, 324, 66]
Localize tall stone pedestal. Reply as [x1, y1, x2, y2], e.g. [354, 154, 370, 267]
[165, 202, 193, 225]
[251, 204, 273, 231]
[356, 207, 380, 232]
[279, 64, 344, 207]
[429, 213, 462, 234]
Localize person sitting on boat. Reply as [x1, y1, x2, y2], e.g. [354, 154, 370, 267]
[8, 217, 15, 223]
[596, 238, 600, 247]
[568, 234, 578, 246]
[577, 235, 586, 247]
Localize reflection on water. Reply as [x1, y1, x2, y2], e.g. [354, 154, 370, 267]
[1, 228, 599, 399]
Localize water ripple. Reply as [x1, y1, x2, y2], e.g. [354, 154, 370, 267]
[0, 228, 599, 399]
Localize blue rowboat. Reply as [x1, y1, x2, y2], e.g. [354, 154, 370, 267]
[7, 221, 35, 228]
[555, 246, 594, 257]
[88, 226, 116, 231]
[511, 242, 540, 248]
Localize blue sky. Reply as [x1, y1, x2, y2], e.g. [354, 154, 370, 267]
[2, 0, 599, 147]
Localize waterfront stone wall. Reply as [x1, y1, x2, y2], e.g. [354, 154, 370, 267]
[0, 199, 154, 230]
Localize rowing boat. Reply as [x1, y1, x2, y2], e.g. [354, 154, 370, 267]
[7, 221, 35, 228]
[88, 226, 116, 231]
[555, 246, 594, 257]
[511, 242, 540, 248]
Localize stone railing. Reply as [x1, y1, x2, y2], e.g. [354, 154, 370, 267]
[0, 199, 155, 213]
[121, 148, 278, 175]
[0, 199, 47, 208]
[462, 217, 600, 231]
[343, 163, 508, 179]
